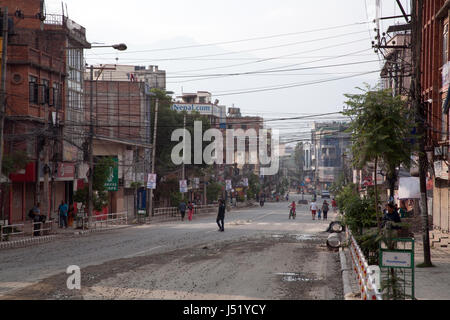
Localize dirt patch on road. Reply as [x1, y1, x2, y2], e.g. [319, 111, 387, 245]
[1, 233, 342, 300]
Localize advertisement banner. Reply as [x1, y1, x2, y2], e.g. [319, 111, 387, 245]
[226, 180, 232, 191]
[242, 178, 248, 187]
[180, 180, 188, 193]
[193, 177, 200, 189]
[147, 173, 157, 189]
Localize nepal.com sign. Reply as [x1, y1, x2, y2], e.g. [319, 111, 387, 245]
[172, 104, 212, 115]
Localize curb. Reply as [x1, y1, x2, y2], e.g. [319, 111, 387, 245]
[0, 234, 59, 250]
[72, 225, 131, 235]
[339, 246, 354, 300]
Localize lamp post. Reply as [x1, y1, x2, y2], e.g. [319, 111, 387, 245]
[86, 44, 126, 223]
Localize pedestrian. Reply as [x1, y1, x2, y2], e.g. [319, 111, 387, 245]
[382, 203, 401, 229]
[67, 203, 75, 227]
[187, 201, 194, 221]
[30, 203, 42, 236]
[310, 200, 318, 220]
[322, 200, 329, 220]
[317, 208, 322, 220]
[331, 198, 337, 212]
[58, 200, 68, 228]
[179, 201, 187, 221]
[217, 199, 226, 232]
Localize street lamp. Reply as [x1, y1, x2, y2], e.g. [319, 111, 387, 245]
[86, 43, 126, 225]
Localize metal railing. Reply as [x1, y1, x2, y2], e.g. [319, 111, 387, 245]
[32, 220, 56, 237]
[85, 212, 128, 229]
[348, 230, 383, 300]
[0, 223, 25, 241]
[149, 204, 218, 222]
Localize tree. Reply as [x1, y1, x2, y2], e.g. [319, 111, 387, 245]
[74, 157, 116, 212]
[343, 86, 414, 229]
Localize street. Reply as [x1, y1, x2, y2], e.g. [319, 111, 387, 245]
[0, 194, 342, 300]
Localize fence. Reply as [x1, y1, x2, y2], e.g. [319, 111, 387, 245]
[147, 204, 218, 222]
[85, 212, 128, 229]
[348, 230, 383, 300]
[1, 220, 56, 241]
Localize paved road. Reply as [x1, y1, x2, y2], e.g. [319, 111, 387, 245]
[0, 193, 342, 299]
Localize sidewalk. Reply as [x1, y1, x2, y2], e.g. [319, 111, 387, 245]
[414, 236, 450, 300]
[339, 230, 450, 300]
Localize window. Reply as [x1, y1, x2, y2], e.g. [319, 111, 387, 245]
[444, 24, 449, 64]
[52, 83, 61, 109]
[29, 76, 38, 104]
[199, 96, 206, 103]
[41, 79, 49, 105]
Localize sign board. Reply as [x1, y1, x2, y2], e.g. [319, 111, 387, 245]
[147, 173, 157, 189]
[104, 157, 119, 191]
[380, 250, 413, 269]
[434, 161, 449, 180]
[180, 180, 188, 193]
[398, 177, 420, 199]
[226, 180, 232, 191]
[193, 177, 200, 189]
[56, 162, 75, 179]
[242, 178, 248, 187]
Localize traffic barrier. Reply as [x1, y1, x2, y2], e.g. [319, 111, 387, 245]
[348, 230, 382, 300]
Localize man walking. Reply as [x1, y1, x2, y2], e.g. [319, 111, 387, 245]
[217, 199, 226, 232]
[179, 201, 187, 221]
[322, 200, 329, 221]
[58, 200, 68, 228]
[310, 200, 318, 220]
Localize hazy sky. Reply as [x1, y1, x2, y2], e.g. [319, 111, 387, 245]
[44, 0, 408, 141]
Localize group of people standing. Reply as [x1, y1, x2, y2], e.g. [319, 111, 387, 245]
[178, 201, 195, 221]
[309, 200, 330, 220]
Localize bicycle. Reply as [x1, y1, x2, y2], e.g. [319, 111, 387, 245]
[288, 208, 296, 219]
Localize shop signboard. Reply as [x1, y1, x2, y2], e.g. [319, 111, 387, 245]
[104, 157, 119, 191]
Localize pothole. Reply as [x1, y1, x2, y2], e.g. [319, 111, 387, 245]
[274, 272, 320, 282]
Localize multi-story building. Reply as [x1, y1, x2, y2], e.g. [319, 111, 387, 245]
[83, 80, 152, 219]
[1, 0, 88, 223]
[421, 0, 450, 239]
[311, 122, 351, 190]
[88, 64, 166, 90]
[172, 91, 227, 129]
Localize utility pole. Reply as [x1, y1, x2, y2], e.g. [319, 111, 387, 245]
[411, 0, 432, 266]
[87, 65, 94, 225]
[148, 97, 159, 217]
[182, 113, 186, 200]
[0, 8, 8, 221]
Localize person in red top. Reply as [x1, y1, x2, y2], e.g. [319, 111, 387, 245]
[289, 201, 296, 219]
[331, 198, 337, 212]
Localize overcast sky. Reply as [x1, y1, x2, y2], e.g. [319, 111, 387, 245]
[44, 0, 409, 142]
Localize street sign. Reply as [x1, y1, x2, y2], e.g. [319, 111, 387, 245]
[380, 250, 413, 268]
[147, 173, 156, 189]
[104, 157, 119, 191]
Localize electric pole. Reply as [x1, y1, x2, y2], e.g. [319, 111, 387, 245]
[182, 113, 186, 200]
[148, 97, 159, 217]
[87, 65, 94, 226]
[0, 8, 7, 222]
[411, 0, 432, 266]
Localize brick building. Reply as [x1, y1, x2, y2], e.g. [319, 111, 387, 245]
[1, 0, 89, 223]
[83, 80, 151, 219]
[421, 0, 450, 238]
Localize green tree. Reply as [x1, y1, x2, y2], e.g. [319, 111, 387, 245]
[206, 181, 223, 203]
[74, 157, 116, 212]
[343, 86, 414, 229]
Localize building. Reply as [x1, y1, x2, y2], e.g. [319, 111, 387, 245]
[421, 0, 450, 239]
[1, 0, 89, 223]
[87, 64, 166, 90]
[83, 80, 152, 219]
[311, 122, 351, 190]
[173, 91, 227, 129]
